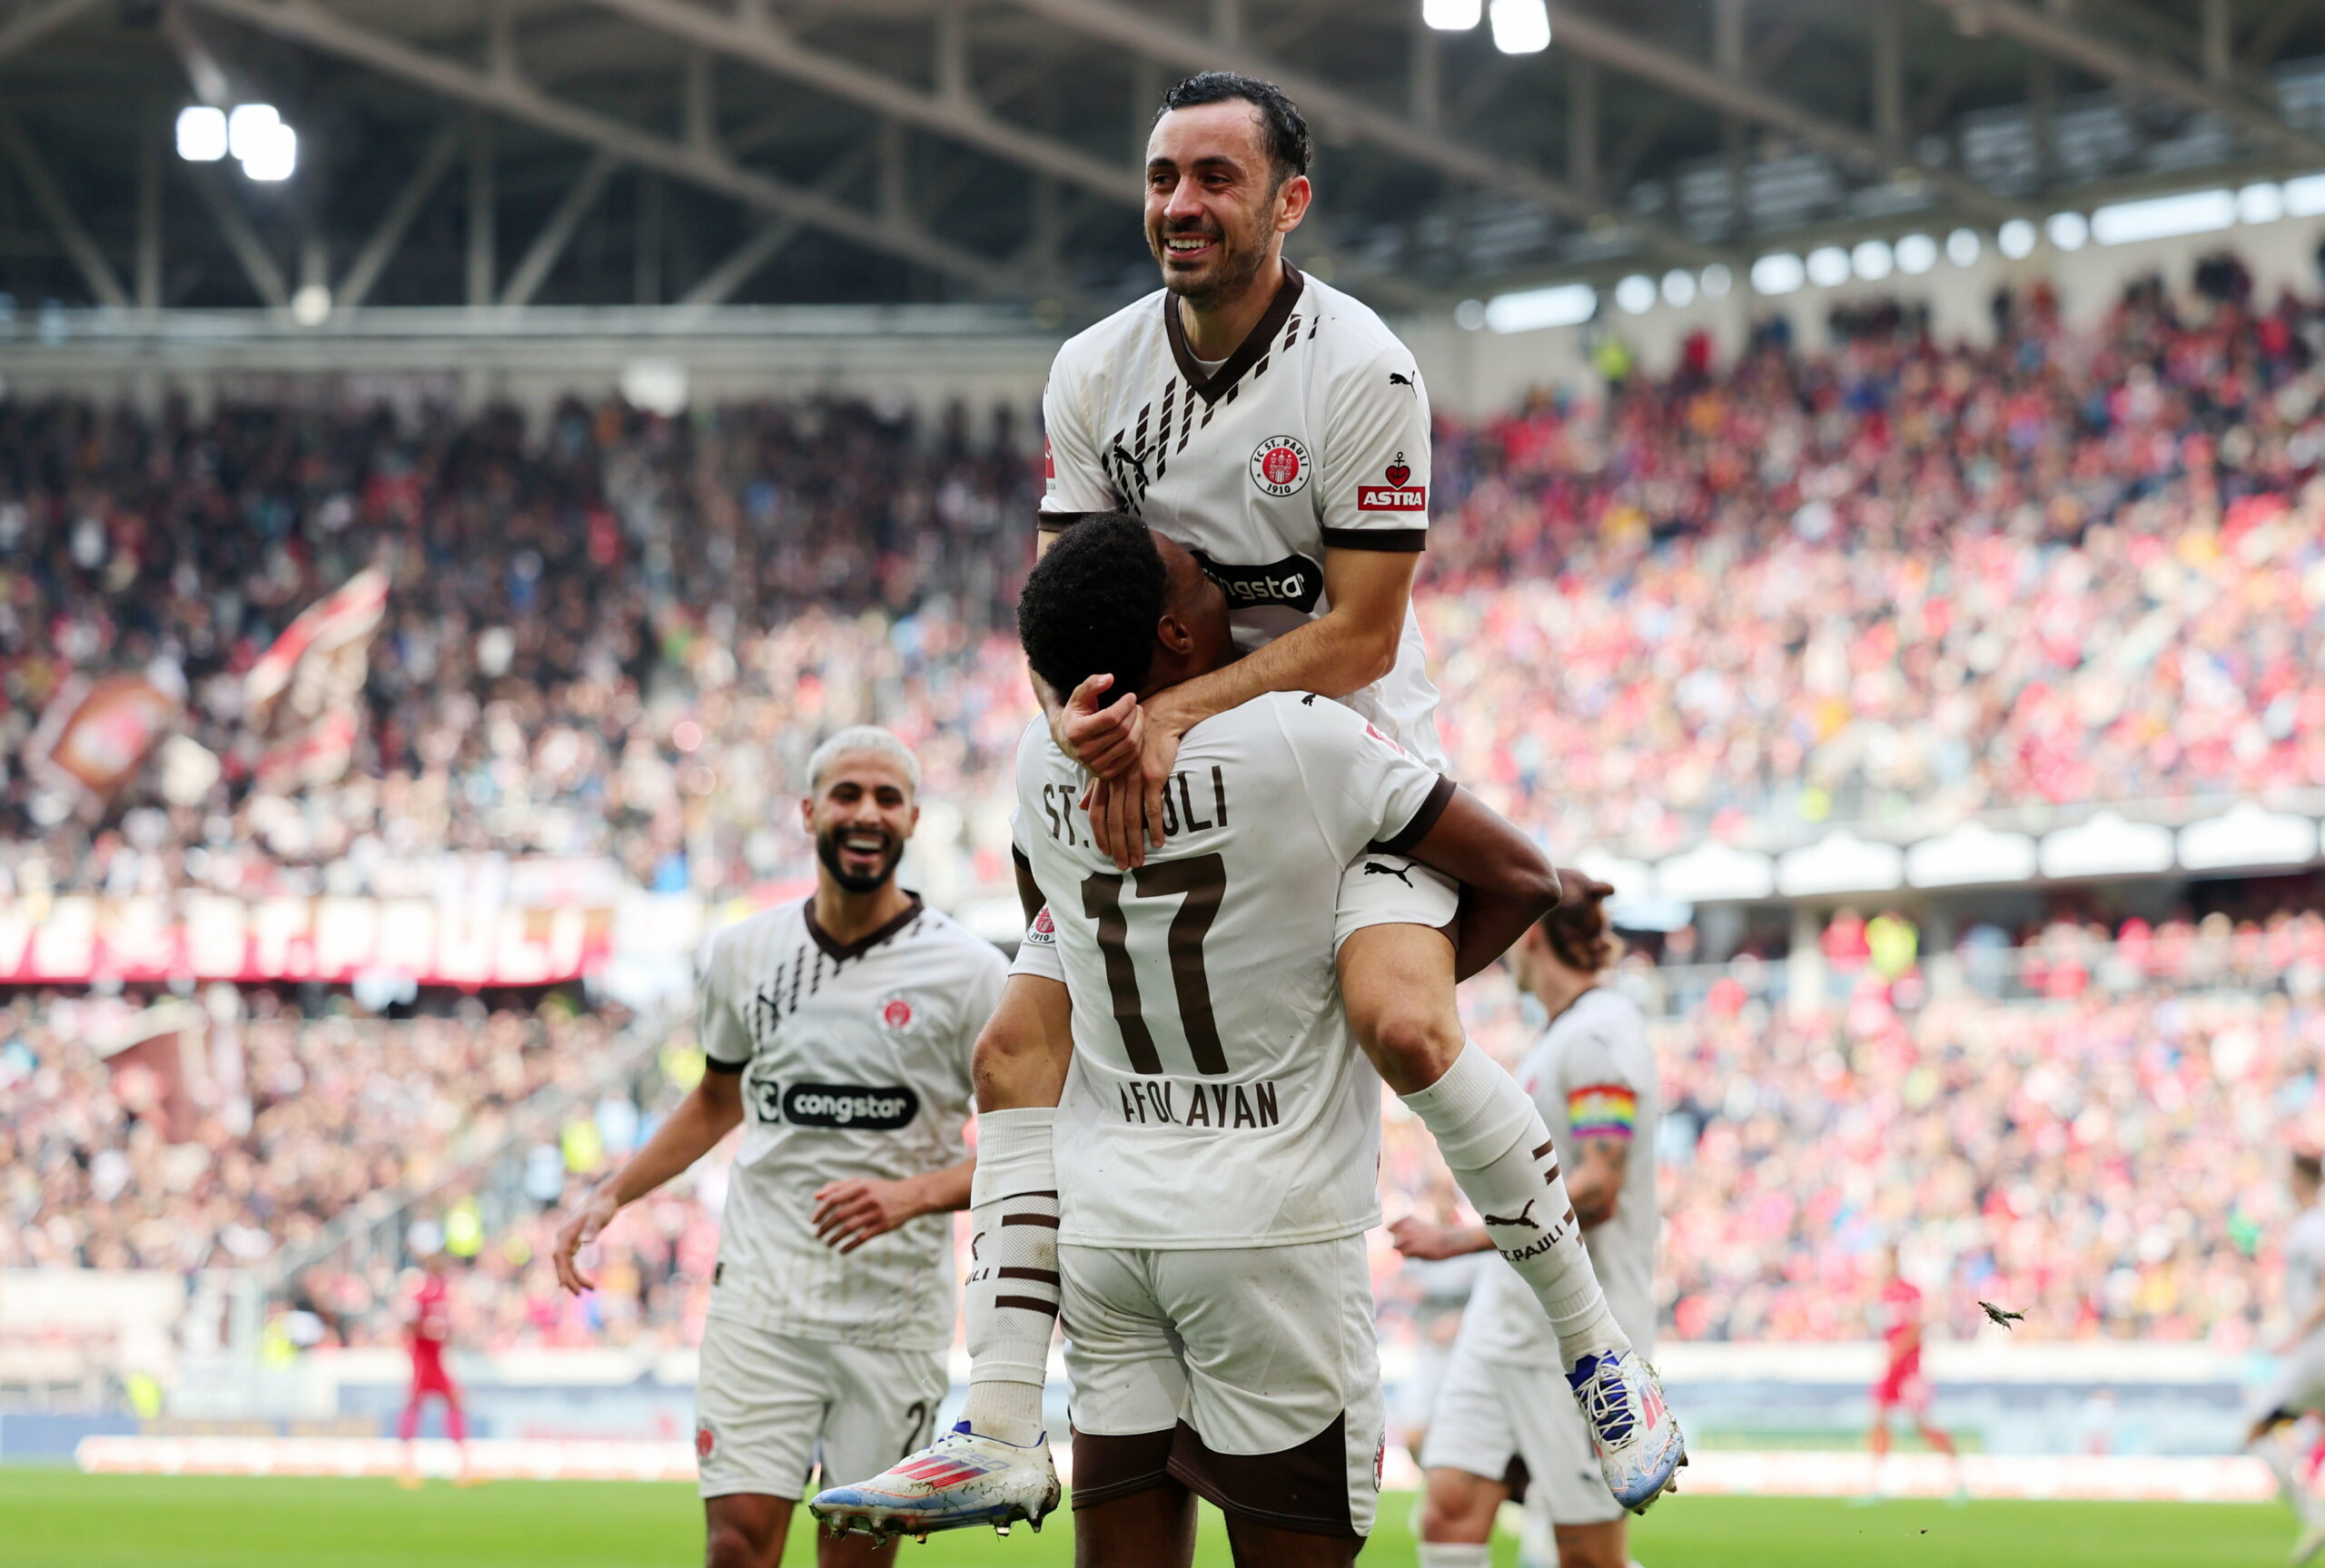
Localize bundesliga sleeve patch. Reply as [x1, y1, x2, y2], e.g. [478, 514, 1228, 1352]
[1356, 452, 1426, 511]
[1568, 1083, 1637, 1139]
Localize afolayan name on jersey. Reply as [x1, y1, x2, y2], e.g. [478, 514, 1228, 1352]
[1116, 1078, 1281, 1129]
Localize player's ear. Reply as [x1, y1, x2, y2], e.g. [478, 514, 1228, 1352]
[1155, 610, 1193, 657]
[799, 793, 816, 836]
[1273, 173, 1311, 234]
[904, 800, 920, 840]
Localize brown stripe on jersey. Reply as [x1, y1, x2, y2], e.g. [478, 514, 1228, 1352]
[1320, 526, 1426, 551]
[998, 1267, 1061, 1285]
[1154, 380, 1176, 478]
[1165, 260, 1304, 404]
[1531, 1138, 1558, 1160]
[1307, 316, 1320, 340]
[1134, 399, 1151, 456]
[1373, 774, 1458, 855]
[1250, 352, 1270, 382]
[994, 1295, 1061, 1317]
[1003, 1211, 1062, 1227]
[1177, 381, 1197, 452]
[1281, 313, 1301, 353]
[787, 944, 805, 1012]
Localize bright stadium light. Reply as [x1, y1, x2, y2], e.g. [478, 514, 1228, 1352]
[1614, 274, 1657, 314]
[1751, 252, 1806, 295]
[1488, 0, 1549, 54]
[1661, 269, 1697, 307]
[1423, 0, 1482, 28]
[2090, 188, 2234, 245]
[1484, 282, 1596, 332]
[227, 104, 281, 163]
[1700, 262, 1733, 298]
[2286, 173, 2325, 216]
[1997, 219, 2036, 258]
[2046, 211, 2089, 251]
[1945, 228, 1981, 265]
[2239, 182, 2285, 224]
[290, 282, 331, 326]
[175, 106, 227, 163]
[1806, 246, 1849, 288]
[240, 123, 297, 182]
[1851, 240, 1894, 281]
[1895, 233, 1938, 274]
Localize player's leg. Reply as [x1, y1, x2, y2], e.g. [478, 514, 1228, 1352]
[396, 1372, 429, 1485]
[1071, 1439, 1199, 1568]
[1414, 1468, 1504, 1565]
[696, 1320, 826, 1564]
[1512, 1355, 1628, 1568]
[815, 1343, 950, 1563]
[1335, 886, 1678, 1512]
[1218, 1514, 1361, 1568]
[704, 1494, 790, 1568]
[1413, 1335, 1519, 1566]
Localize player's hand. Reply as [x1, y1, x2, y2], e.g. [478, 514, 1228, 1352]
[1054, 674, 1143, 777]
[811, 1177, 925, 1254]
[1390, 1215, 1464, 1261]
[551, 1186, 621, 1295]
[1083, 716, 1183, 869]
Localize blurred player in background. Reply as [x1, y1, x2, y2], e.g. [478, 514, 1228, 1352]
[1393, 876, 1657, 1568]
[2245, 1150, 2325, 1563]
[1861, 1244, 1965, 1504]
[397, 1246, 471, 1487]
[552, 727, 1006, 1568]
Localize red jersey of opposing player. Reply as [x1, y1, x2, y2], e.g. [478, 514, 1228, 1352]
[1872, 1276, 1928, 1411]
[400, 1268, 467, 1445]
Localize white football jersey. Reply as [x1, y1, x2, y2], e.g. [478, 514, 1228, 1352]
[1012, 692, 1450, 1249]
[2287, 1205, 2325, 1338]
[698, 897, 1005, 1350]
[1041, 263, 1446, 767]
[1458, 988, 1660, 1364]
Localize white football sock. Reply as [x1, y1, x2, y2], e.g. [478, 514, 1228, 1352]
[1417, 1544, 1494, 1567]
[1401, 1043, 1628, 1369]
[959, 1108, 1058, 1448]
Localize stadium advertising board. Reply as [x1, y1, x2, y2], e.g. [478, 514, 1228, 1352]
[0, 895, 612, 986]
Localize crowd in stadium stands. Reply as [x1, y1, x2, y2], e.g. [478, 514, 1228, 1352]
[7, 257, 2325, 905]
[11, 257, 2325, 1361]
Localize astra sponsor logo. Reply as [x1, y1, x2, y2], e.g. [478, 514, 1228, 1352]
[1356, 483, 1426, 511]
[762, 1080, 921, 1129]
[1193, 549, 1323, 613]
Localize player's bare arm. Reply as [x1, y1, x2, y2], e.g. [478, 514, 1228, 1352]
[1567, 1136, 1630, 1228]
[969, 972, 1074, 1114]
[811, 1156, 975, 1257]
[1400, 790, 1565, 981]
[1388, 1215, 1492, 1261]
[1083, 547, 1419, 866]
[552, 1067, 743, 1293]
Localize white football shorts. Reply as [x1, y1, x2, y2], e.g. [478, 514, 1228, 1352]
[694, 1316, 946, 1502]
[1060, 1233, 1386, 1538]
[1419, 1334, 1622, 1528]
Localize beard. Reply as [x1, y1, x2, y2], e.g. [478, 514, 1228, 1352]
[816, 825, 904, 894]
[1153, 214, 1271, 308]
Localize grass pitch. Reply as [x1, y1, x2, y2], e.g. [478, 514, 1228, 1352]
[0, 1470, 2297, 1566]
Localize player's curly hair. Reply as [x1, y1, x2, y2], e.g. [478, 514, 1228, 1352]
[1540, 873, 1618, 975]
[1161, 72, 1312, 190]
[1017, 514, 1166, 703]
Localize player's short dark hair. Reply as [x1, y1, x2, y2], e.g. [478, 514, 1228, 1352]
[2297, 1151, 2323, 1186]
[1018, 515, 1166, 703]
[1539, 874, 1618, 974]
[1160, 72, 1312, 190]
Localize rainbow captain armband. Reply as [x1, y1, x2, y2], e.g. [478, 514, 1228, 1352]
[1568, 1084, 1638, 1140]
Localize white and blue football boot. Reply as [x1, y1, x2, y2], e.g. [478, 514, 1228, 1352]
[808, 1422, 1061, 1543]
[1568, 1348, 1687, 1514]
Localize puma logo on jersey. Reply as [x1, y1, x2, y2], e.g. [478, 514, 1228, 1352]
[1363, 860, 1415, 887]
[1482, 1199, 1540, 1230]
[1110, 439, 1152, 493]
[1389, 370, 1416, 391]
[1301, 693, 1319, 705]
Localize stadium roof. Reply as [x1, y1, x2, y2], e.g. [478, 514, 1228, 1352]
[5, 0, 2325, 321]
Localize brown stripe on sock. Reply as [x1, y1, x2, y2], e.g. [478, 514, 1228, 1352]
[1532, 1139, 1558, 1160]
[1004, 1213, 1061, 1227]
[996, 1296, 1062, 1317]
[999, 1267, 1061, 1286]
